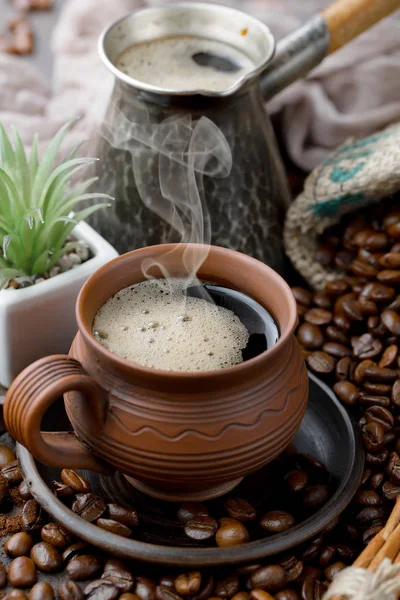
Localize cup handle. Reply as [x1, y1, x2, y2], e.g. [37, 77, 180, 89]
[4, 355, 111, 474]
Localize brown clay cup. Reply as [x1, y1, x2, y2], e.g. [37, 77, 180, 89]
[4, 244, 308, 502]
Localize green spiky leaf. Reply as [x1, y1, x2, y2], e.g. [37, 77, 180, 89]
[0, 119, 112, 284]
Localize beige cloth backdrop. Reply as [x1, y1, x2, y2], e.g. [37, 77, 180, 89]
[0, 0, 400, 171]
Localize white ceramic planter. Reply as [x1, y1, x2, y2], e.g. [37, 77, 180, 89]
[0, 222, 118, 388]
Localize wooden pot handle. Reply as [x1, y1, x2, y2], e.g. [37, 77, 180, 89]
[4, 355, 110, 474]
[322, 0, 400, 53]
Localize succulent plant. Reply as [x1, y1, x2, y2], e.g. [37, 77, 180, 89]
[0, 119, 112, 288]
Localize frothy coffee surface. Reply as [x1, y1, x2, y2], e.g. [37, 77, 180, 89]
[114, 35, 255, 92]
[93, 278, 249, 371]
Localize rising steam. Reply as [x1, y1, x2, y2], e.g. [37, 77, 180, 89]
[100, 89, 232, 282]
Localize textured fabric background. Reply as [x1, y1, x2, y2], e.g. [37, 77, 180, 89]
[0, 0, 399, 170]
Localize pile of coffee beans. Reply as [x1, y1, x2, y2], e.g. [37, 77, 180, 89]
[293, 201, 400, 538]
[0, 440, 346, 600]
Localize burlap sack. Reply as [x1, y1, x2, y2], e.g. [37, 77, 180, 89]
[284, 122, 400, 291]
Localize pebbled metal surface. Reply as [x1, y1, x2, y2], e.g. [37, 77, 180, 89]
[89, 80, 291, 274]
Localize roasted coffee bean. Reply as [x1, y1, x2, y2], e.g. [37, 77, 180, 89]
[216, 518, 249, 547]
[154, 588, 181, 600]
[52, 480, 75, 497]
[21, 500, 42, 531]
[361, 363, 397, 383]
[361, 282, 395, 303]
[339, 294, 363, 322]
[307, 352, 335, 374]
[249, 592, 274, 600]
[363, 382, 392, 395]
[292, 288, 313, 307]
[1, 461, 22, 484]
[356, 506, 385, 524]
[354, 489, 383, 506]
[276, 591, 299, 600]
[107, 504, 139, 528]
[370, 472, 385, 490]
[387, 452, 400, 484]
[385, 431, 396, 446]
[30, 542, 62, 573]
[41, 523, 73, 548]
[184, 516, 217, 541]
[6, 592, 27, 600]
[224, 498, 256, 522]
[191, 575, 214, 600]
[351, 259, 377, 278]
[335, 357, 355, 381]
[286, 470, 309, 492]
[178, 503, 209, 524]
[314, 247, 334, 267]
[325, 326, 348, 345]
[333, 314, 352, 331]
[96, 518, 132, 537]
[301, 576, 327, 600]
[380, 252, 400, 268]
[322, 342, 351, 358]
[58, 580, 84, 600]
[393, 380, 400, 408]
[366, 447, 389, 466]
[365, 406, 394, 431]
[215, 575, 239, 598]
[312, 293, 332, 309]
[158, 577, 175, 592]
[231, 594, 250, 600]
[387, 222, 400, 239]
[383, 211, 400, 229]
[357, 248, 383, 267]
[358, 294, 379, 315]
[135, 577, 157, 600]
[318, 546, 336, 568]
[5, 533, 33, 557]
[351, 334, 382, 359]
[361, 468, 372, 487]
[17, 480, 32, 501]
[363, 524, 384, 545]
[304, 309, 332, 326]
[66, 555, 102, 581]
[259, 511, 295, 533]
[84, 579, 119, 600]
[302, 486, 329, 509]
[359, 395, 390, 409]
[383, 481, 400, 500]
[381, 310, 400, 335]
[362, 422, 385, 452]
[72, 494, 106, 522]
[8, 557, 36, 587]
[250, 566, 287, 592]
[29, 582, 54, 600]
[0, 564, 5, 589]
[324, 562, 346, 582]
[0, 480, 8, 509]
[377, 270, 400, 284]
[62, 541, 90, 564]
[335, 250, 355, 271]
[333, 381, 359, 406]
[0, 445, 15, 467]
[335, 543, 354, 562]
[297, 323, 324, 350]
[325, 279, 349, 297]
[102, 559, 134, 592]
[61, 470, 90, 493]
[285, 561, 303, 583]
[297, 304, 308, 318]
[175, 573, 201, 596]
[121, 596, 142, 600]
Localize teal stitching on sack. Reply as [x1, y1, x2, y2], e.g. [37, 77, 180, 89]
[312, 192, 366, 216]
[325, 151, 373, 165]
[330, 162, 366, 183]
[341, 129, 394, 152]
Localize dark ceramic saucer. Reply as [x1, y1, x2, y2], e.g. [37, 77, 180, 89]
[17, 372, 364, 567]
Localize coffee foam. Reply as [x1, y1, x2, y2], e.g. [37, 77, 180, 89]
[93, 278, 249, 372]
[114, 35, 255, 92]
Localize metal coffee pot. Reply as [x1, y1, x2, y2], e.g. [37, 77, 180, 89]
[90, 0, 399, 274]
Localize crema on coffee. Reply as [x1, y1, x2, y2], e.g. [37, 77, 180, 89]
[93, 278, 249, 371]
[114, 35, 255, 92]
